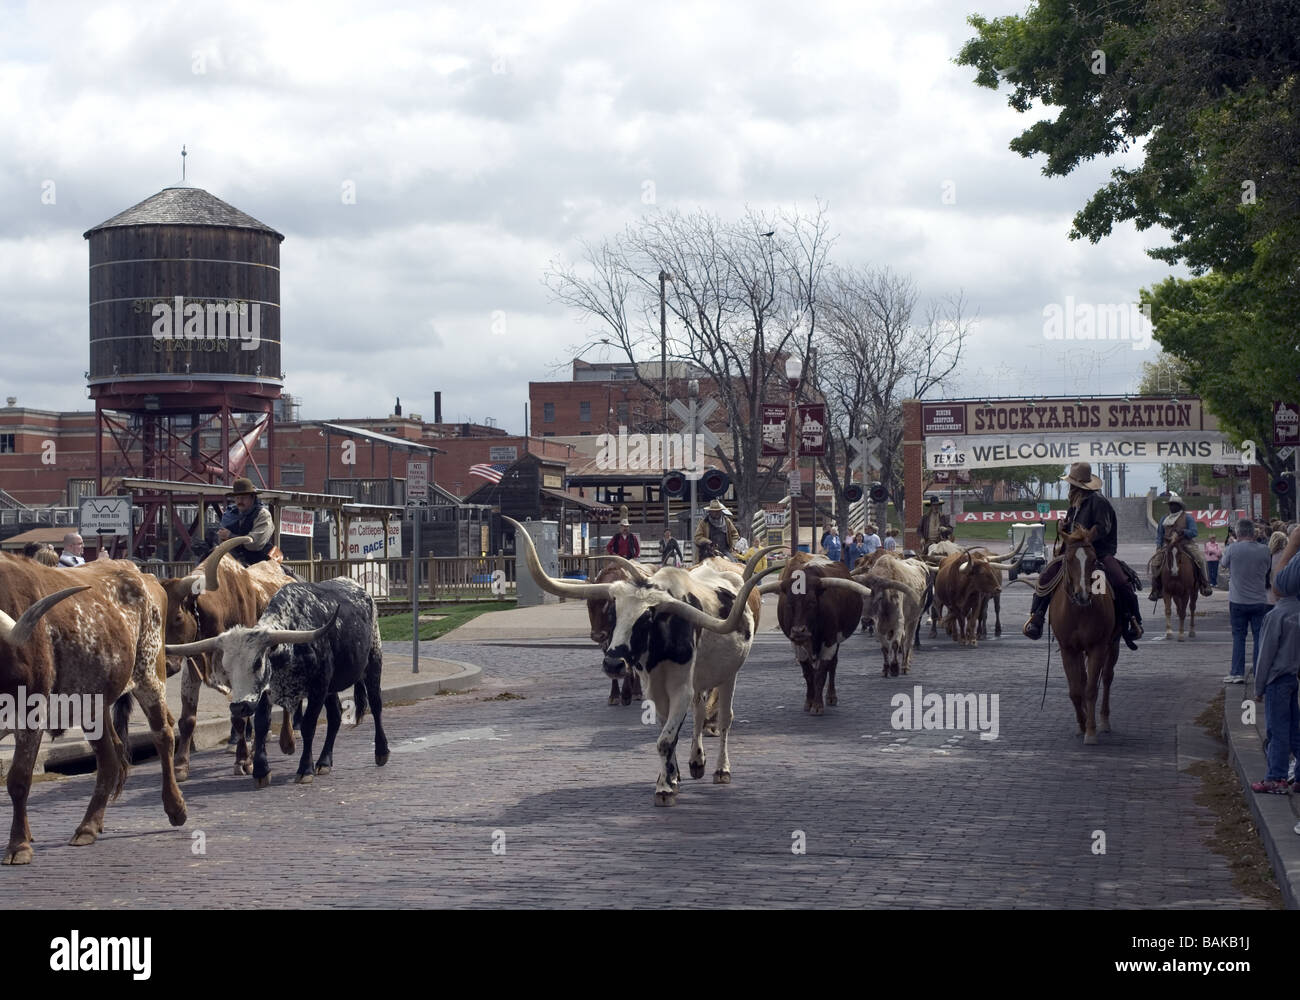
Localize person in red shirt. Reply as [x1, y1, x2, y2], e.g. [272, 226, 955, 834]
[607, 519, 640, 558]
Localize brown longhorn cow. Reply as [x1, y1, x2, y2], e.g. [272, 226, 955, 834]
[0, 555, 187, 864]
[152, 535, 300, 780]
[931, 547, 1020, 646]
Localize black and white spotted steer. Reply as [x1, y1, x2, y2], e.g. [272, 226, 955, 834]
[166, 577, 388, 787]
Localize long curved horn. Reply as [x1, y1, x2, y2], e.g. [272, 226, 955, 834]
[758, 581, 783, 595]
[504, 516, 614, 601]
[0, 585, 91, 648]
[742, 545, 785, 581]
[176, 534, 251, 594]
[654, 564, 782, 633]
[166, 634, 225, 657]
[817, 577, 874, 599]
[263, 603, 340, 647]
[590, 554, 648, 579]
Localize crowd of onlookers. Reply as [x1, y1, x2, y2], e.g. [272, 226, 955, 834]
[16, 532, 94, 567]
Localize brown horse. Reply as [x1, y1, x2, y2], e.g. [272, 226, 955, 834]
[1049, 525, 1120, 745]
[1151, 526, 1198, 641]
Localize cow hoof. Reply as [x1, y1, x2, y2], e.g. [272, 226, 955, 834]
[175, 765, 189, 783]
[689, 760, 705, 779]
[255, 775, 270, 789]
[2, 845, 33, 865]
[1099, 721, 1111, 733]
[376, 752, 389, 767]
[69, 829, 97, 847]
[295, 772, 313, 785]
[810, 703, 824, 716]
[620, 693, 632, 706]
[608, 694, 620, 706]
[654, 791, 678, 807]
[704, 725, 719, 738]
[827, 693, 838, 706]
[167, 806, 187, 827]
[889, 667, 900, 678]
[1084, 732, 1099, 745]
[314, 765, 331, 776]
[713, 771, 731, 784]
[1177, 634, 1185, 642]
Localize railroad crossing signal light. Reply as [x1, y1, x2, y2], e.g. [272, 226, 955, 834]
[868, 481, 888, 504]
[843, 484, 864, 503]
[698, 468, 731, 501]
[661, 471, 687, 499]
[1273, 474, 1294, 498]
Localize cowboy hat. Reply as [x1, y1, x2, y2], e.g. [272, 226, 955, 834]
[705, 499, 731, 515]
[922, 495, 944, 506]
[227, 477, 260, 497]
[1164, 491, 1183, 506]
[618, 519, 630, 527]
[1060, 462, 1102, 491]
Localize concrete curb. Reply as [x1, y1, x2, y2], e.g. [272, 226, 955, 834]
[5, 657, 483, 775]
[1222, 680, 1300, 909]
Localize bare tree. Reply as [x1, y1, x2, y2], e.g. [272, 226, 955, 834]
[814, 264, 970, 518]
[545, 204, 834, 528]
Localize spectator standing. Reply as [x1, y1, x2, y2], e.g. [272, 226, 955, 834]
[820, 524, 842, 561]
[607, 519, 640, 559]
[1220, 518, 1274, 683]
[843, 532, 865, 570]
[34, 545, 60, 567]
[862, 524, 882, 555]
[882, 528, 898, 552]
[660, 529, 683, 567]
[1269, 532, 1288, 606]
[1250, 527, 1300, 794]
[1204, 535, 1223, 588]
[58, 533, 86, 567]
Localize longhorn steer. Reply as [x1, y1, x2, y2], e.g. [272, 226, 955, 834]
[155, 535, 300, 780]
[587, 560, 649, 706]
[760, 553, 867, 714]
[511, 517, 777, 806]
[166, 577, 387, 788]
[856, 553, 929, 677]
[932, 549, 1017, 646]
[0, 555, 187, 864]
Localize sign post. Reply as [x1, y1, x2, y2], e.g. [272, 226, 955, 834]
[406, 460, 428, 675]
[79, 495, 133, 559]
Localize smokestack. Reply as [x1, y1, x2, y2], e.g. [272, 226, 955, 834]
[434, 391, 442, 424]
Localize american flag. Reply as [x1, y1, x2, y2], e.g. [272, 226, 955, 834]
[468, 462, 507, 484]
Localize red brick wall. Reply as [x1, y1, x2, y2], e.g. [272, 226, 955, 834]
[903, 399, 923, 551]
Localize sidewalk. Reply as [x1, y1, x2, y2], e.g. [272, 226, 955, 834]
[0, 652, 480, 776]
[1224, 677, 1300, 909]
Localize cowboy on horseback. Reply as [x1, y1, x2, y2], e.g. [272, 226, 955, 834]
[1148, 492, 1215, 602]
[1022, 462, 1144, 650]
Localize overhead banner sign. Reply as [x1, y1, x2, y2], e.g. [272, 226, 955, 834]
[761, 404, 788, 456]
[926, 432, 1248, 471]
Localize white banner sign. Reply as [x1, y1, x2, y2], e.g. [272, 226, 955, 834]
[280, 507, 314, 537]
[330, 519, 402, 560]
[80, 496, 132, 536]
[926, 433, 1248, 471]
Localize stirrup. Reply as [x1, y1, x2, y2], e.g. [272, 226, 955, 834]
[1022, 614, 1044, 640]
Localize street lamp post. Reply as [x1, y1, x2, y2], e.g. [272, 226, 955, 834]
[660, 270, 672, 527]
[786, 356, 803, 556]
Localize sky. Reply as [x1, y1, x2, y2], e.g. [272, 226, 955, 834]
[0, 0, 1191, 489]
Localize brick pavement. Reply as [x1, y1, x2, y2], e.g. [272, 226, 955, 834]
[0, 586, 1271, 908]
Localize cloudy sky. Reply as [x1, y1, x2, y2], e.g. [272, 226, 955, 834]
[1, 0, 1183, 468]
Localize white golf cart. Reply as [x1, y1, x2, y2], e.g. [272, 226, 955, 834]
[1007, 522, 1047, 580]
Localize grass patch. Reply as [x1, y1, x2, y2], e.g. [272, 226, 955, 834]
[1187, 689, 1284, 907]
[378, 602, 515, 642]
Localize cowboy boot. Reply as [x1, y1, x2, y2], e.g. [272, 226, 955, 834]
[1022, 594, 1048, 640]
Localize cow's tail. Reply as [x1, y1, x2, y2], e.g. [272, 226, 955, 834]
[110, 694, 133, 798]
[352, 681, 369, 725]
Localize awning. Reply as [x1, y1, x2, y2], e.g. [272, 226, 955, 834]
[1, 527, 78, 550]
[540, 487, 612, 513]
[318, 422, 445, 454]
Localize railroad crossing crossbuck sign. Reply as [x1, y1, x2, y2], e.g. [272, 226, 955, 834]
[668, 397, 720, 478]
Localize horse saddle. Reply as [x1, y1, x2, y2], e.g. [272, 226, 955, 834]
[1033, 556, 1141, 598]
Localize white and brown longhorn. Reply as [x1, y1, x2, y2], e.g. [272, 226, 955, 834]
[508, 516, 780, 806]
[0, 555, 187, 865]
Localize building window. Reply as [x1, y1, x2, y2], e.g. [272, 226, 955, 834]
[0, 434, 13, 454]
[543, 432, 554, 437]
[617, 401, 629, 425]
[543, 403, 555, 423]
[280, 463, 305, 486]
[579, 401, 591, 422]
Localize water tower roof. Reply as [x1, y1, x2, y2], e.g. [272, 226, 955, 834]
[83, 187, 283, 240]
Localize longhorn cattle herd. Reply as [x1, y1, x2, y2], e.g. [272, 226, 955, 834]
[0, 519, 1041, 864]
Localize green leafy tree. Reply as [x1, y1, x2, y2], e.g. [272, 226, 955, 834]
[998, 464, 1067, 502]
